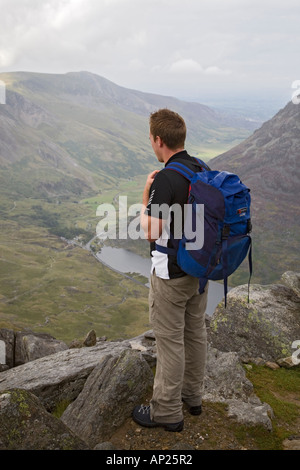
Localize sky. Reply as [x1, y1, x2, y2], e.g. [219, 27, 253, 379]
[0, 0, 299, 107]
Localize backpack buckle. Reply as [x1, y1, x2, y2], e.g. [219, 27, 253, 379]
[247, 219, 252, 233]
[222, 225, 230, 239]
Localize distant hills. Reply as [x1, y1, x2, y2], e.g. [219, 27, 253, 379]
[210, 100, 300, 283]
[0, 71, 256, 200]
[0, 71, 263, 340]
[0, 70, 298, 340]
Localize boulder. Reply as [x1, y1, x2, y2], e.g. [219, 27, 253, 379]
[204, 347, 253, 402]
[0, 334, 156, 412]
[281, 271, 300, 297]
[203, 346, 273, 430]
[277, 356, 298, 369]
[208, 273, 300, 361]
[0, 328, 69, 369]
[69, 329, 97, 349]
[226, 399, 273, 432]
[0, 327, 272, 432]
[61, 349, 154, 447]
[0, 339, 133, 411]
[15, 330, 68, 366]
[0, 389, 88, 450]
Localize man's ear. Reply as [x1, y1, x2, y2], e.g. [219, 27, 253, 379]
[156, 136, 163, 147]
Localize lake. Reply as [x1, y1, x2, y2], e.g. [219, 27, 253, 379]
[97, 246, 226, 316]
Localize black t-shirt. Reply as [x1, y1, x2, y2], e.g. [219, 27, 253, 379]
[145, 150, 207, 279]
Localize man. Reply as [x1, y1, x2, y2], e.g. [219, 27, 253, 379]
[132, 108, 208, 432]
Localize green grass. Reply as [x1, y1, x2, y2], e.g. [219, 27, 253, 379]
[239, 364, 300, 449]
[0, 213, 150, 344]
[0, 172, 153, 344]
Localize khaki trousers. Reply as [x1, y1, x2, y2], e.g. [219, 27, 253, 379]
[149, 270, 208, 423]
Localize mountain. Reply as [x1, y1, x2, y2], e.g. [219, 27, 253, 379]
[0, 71, 256, 200]
[0, 71, 260, 340]
[210, 100, 300, 283]
[0, 70, 298, 341]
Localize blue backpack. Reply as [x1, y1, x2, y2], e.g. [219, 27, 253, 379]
[155, 158, 252, 307]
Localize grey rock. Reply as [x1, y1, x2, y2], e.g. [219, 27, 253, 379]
[209, 273, 300, 361]
[69, 329, 98, 349]
[282, 438, 300, 450]
[204, 346, 253, 402]
[15, 330, 68, 366]
[0, 326, 276, 436]
[204, 346, 274, 430]
[128, 330, 157, 367]
[226, 399, 274, 431]
[171, 442, 195, 450]
[0, 339, 133, 411]
[83, 329, 97, 347]
[61, 349, 154, 448]
[94, 441, 119, 450]
[0, 389, 88, 450]
[277, 356, 299, 368]
[281, 271, 300, 297]
[265, 361, 280, 370]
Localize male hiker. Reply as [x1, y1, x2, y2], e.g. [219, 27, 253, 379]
[132, 108, 208, 432]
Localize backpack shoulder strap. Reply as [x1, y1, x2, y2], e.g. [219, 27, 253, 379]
[163, 157, 210, 181]
[163, 162, 194, 181]
[192, 157, 211, 171]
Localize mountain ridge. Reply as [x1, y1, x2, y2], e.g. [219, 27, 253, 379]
[0, 70, 258, 201]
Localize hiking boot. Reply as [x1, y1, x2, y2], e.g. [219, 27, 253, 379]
[182, 398, 202, 416]
[132, 405, 184, 432]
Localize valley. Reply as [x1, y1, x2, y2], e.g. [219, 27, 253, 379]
[0, 71, 298, 343]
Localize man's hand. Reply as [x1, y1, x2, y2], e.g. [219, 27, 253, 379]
[143, 170, 160, 196]
[141, 170, 163, 242]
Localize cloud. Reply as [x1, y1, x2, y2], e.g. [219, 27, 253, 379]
[0, 0, 298, 101]
[169, 60, 231, 76]
[169, 59, 203, 74]
[204, 66, 231, 76]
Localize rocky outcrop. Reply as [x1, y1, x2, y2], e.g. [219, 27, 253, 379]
[61, 349, 154, 447]
[0, 329, 68, 370]
[0, 330, 273, 449]
[0, 389, 88, 450]
[203, 347, 273, 432]
[0, 272, 299, 449]
[0, 335, 151, 411]
[281, 271, 300, 297]
[208, 272, 300, 362]
[14, 330, 68, 366]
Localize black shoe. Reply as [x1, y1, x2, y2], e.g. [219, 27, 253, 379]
[132, 405, 184, 432]
[188, 405, 202, 416]
[182, 399, 202, 416]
